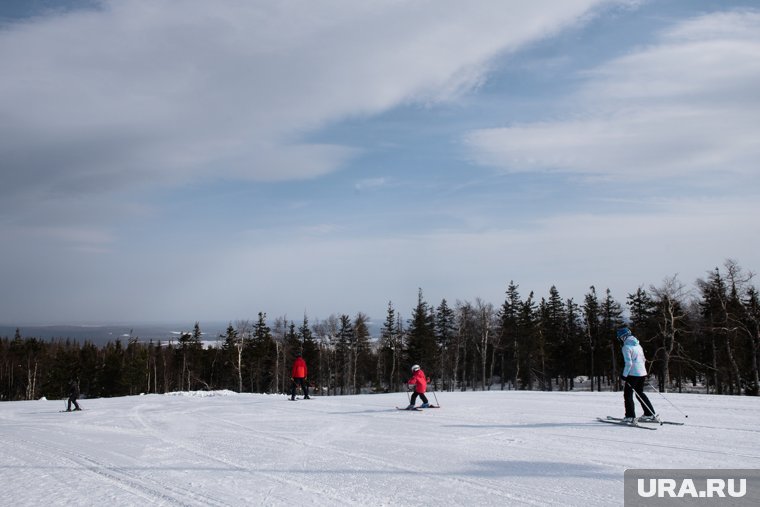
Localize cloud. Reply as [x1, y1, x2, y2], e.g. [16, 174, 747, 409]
[464, 9, 760, 182]
[0, 0, 613, 203]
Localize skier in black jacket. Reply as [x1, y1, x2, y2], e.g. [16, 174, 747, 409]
[67, 379, 81, 411]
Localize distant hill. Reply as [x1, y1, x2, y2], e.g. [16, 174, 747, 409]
[0, 323, 229, 346]
[1, 318, 382, 346]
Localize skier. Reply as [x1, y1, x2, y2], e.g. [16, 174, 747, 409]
[618, 327, 657, 423]
[290, 352, 310, 400]
[405, 364, 431, 409]
[67, 378, 81, 411]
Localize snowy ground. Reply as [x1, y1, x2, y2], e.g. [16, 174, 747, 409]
[1, 390, 758, 506]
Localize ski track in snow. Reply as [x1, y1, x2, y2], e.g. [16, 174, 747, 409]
[1, 390, 759, 506]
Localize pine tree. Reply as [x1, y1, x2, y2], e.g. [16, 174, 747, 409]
[406, 288, 437, 372]
[222, 323, 244, 392]
[518, 292, 537, 390]
[627, 287, 656, 337]
[252, 313, 275, 393]
[379, 302, 400, 391]
[177, 322, 203, 391]
[435, 299, 456, 390]
[583, 286, 601, 392]
[600, 289, 623, 391]
[540, 286, 566, 391]
[498, 281, 521, 390]
[564, 298, 582, 390]
[335, 315, 354, 394]
[352, 313, 372, 394]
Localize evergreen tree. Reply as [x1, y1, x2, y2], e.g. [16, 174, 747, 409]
[222, 323, 241, 392]
[379, 302, 400, 391]
[564, 298, 582, 390]
[498, 281, 521, 389]
[600, 289, 623, 390]
[406, 289, 437, 372]
[627, 287, 656, 338]
[518, 292, 537, 390]
[252, 312, 275, 393]
[352, 313, 372, 393]
[435, 299, 456, 390]
[176, 322, 203, 391]
[539, 286, 566, 391]
[583, 286, 601, 391]
[335, 315, 354, 394]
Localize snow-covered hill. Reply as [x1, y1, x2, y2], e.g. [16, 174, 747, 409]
[1, 390, 758, 506]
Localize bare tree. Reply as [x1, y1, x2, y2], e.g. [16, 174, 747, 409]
[473, 298, 495, 390]
[699, 260, 760, 394]
[650, 275, 690, 392]
[232, 320, 252, 393]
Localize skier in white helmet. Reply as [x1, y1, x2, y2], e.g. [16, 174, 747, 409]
[406, 364, 431, 409]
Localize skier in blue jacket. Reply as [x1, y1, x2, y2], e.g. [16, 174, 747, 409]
[618, 327, 657, 423]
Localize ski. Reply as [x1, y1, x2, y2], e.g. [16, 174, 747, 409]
[597, 417, 657, 430]
[396, 406, 422, 411]
[606, 416, 684, 426]
[420, 405, 440, 409]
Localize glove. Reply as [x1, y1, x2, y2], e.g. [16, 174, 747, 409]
[620, 374, 627, 382]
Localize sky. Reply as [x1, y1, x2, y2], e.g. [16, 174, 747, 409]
[1, 0, 759, 326]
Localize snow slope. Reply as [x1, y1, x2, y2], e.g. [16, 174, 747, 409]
[1, 390, 758, 506]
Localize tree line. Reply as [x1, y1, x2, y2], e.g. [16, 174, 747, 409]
[1, 260, 758, 402]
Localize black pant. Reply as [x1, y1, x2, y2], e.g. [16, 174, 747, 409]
[624, 376, 654, 417]
[291, 378, 309, 399]
[410, 392, 428, 405]
[67, 396, 80, 411]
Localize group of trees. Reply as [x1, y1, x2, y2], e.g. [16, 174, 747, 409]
[2, 260, 758, 402]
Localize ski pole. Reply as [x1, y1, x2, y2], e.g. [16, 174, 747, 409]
[431, 389, 440, 408]
[646, 381, 689, 418]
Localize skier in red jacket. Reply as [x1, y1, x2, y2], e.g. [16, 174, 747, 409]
[405, 364, 430, 409]
[290, 352, 310, 400]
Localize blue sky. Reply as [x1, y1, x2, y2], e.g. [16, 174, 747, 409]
[1, 0, 759, 326]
